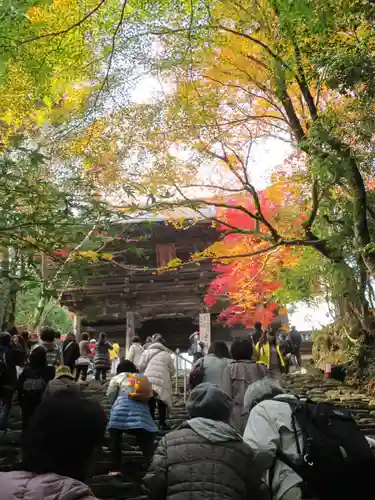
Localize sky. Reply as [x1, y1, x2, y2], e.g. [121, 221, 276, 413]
[131, 77, 332, 332]
[289, 300, 332, 331]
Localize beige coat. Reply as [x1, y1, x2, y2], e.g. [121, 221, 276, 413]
[43, 376, 78, 399]
[127, 342, 144, 367]
[221, 360, 268, 434]
[0, 471, 97, 500]
[138, 342, 175, 407]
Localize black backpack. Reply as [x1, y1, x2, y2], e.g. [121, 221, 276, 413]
[275, 398, 375, 500]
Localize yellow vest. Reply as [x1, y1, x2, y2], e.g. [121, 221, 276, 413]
[255, 342, 285, 368]
[109, 343, 120, 361]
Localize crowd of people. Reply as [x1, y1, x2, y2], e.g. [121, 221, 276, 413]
[1, 324, 374, 500]
[0, 327, 122, 433]
[0, 329, 177, 498]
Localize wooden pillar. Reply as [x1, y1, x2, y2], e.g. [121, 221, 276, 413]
[73, 313, 81, 341]
[199, 312, 211, 352]
[126, 310, 135, 357]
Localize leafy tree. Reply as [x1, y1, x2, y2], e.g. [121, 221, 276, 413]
[0, 0, 130, 147]
[0, 146, 118, 330]
[202, 179, 306, 326]
[15, 286, 72, 334]
[90, 0, 375, 331]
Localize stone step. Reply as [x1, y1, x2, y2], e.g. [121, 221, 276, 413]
[87, 477, 144, 499]
[282, 374, 375, 435]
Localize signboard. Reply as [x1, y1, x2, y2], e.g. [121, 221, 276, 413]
[199, 313, 211, 350]
[125, 311, 135, 354]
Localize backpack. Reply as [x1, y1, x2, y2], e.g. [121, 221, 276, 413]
[189, 358, 205, 389]
[127, 373, 152, 402]
[275, 397, 375, 500]
[45, 345, 60, 366]
[22, 370, 46, 394]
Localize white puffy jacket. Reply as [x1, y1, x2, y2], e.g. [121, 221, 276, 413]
[138, 343, 175, 407]
[243, 391, 375, 500]
[127, 342, 144, 368]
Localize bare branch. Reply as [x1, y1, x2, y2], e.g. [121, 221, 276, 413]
[92, 0, 128, 106]
[19, 0, 107, 46]
[303, 177, 319, 233]
[187, 183, 246, 193]
[217, 24, 283, 66]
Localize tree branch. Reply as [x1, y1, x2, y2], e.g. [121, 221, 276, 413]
[96, 0, 127, 93]
[19, 0, 107, 46]
[292, 39, 318, 120]
[302, 178, 319, 233]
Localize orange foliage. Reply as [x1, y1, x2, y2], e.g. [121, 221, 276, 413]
[204, 175, 307, 326]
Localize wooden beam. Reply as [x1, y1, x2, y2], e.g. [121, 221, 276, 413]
[125, 310, 135, 354]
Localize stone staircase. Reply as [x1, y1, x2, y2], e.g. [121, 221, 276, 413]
[0, 380, 188, 500]
[86, 382, 188, 500]
[2, 374, 375, 499]
[282, 373, 375, 437]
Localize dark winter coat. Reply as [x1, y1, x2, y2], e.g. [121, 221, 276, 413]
[94, 341, 112, 369]
[62, 340, 80, 368]
[17, 366, 53, 411]
[43, 375, 78, 399]
[0, 346, 22, 389]
[143, 423, 267, 500]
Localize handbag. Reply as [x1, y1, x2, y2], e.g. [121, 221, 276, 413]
[76, 356, 90, 366]
[189, 359, 205, 389]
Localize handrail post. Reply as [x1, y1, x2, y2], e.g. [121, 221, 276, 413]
[175, 348, 180, 394]
[183, 358, 187, 402]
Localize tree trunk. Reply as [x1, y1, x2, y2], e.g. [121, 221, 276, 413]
[325, 136, 374, 277]
[32, 293, 49, 332]
[1, 248, 20, 331]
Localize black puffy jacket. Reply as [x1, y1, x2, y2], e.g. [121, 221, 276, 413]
[143, 423, 268, 500]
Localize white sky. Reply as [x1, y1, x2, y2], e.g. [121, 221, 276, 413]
[131, 77, 332, 331]
[289, 301, 333, 331]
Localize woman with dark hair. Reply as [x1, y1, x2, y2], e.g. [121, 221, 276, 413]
[190, 341, 231, 388]
[221, 338, 268, 434]
[0, 392, 106, 499]
[75, 332, 92, 382]
[107, 360, 156, 475]
[254, 329, 286, 379]
[94, 332, 112, 381]
[62, 333, 80, 376]
[17, 346, 53, 433]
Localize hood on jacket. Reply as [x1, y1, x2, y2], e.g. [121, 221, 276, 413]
[0, 470, 96, 500]
[186, 382, 232, 422]
[187, 417, 241, 443]
[243, 377, 284, 413]
[148, 342, 169, 353]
